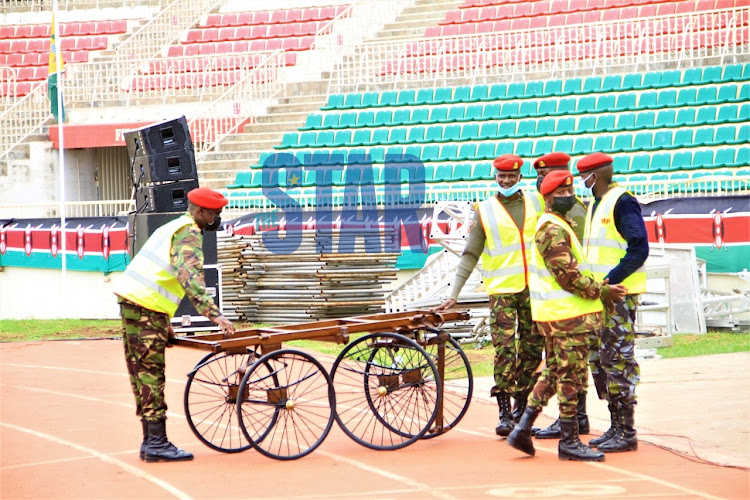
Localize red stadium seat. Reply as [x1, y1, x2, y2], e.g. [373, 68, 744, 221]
[529, 16, 547, 29]
[640, 4, 657, 18]
[266, 38, 282, 51]
[285, 51, 297, 66]
[30, 24, 49, 37]
[17, 66, 36, 81]
[249, 39, 266, 51]
[582, 10, 600, 24]
[458, 23, 476, 35]
[0, 26, 15, 38]
[334, 5, 348, 17]
[602, 8, 620, 22]
[493, 19, 512, 32]
[531, 1, 549, 16]
[215, 41, 233, 54]
[218, 27, 236, 41]
[186, 29, 202, 43]
[26, 39, 44, 52]
[441, 24, 459, 36]
[236, 12, 253, 26]
[319, 7, 336, 20]
[297, 36, 314, 50]
[656, 3, 676, 16]
[510, 18, 529, 30]
[203, 28, 219, 42]
[696, 0, 715, 11]
[425, 26, 441, 37]
[184, 44, 201, 56]
[6, 53, 23, 66]
[495, 4, 513, 19]
[569, 0, 587, 12]
[586, 0, 605, 10]
[268, 24, 284, 38]
[281, 37, 299, 51]
[548, 13, 566, 27]
[478, 6, 497, 21]
[233, 40, 249, 52]
[620, 6, 639, 20]
[286, 9, 303, 23]
[476, 20, 493, 33]
[20, 52, 38, 66]
[513, 3, 531, 18]
[79, 22, 96, 36]
[10, 39, 27, 52]
[109, 20, 127, 34]
[70, 50, 88, 63]
[676, 1, 696, 14]
[461, 8, 479, 23]
[299, 21, 317, 36]
[283, 23, 300, 37]
[91, 37, 108, 50]
[269, 10, 286, 24]
[199, 43, 216, 55]
[234, 26, 251, 40]
[16, 81, 33, 97]
[301, 8, 319, 22]
[205, 14, 223, 27]
[441, 10, 461, 25]
[715, 0, 733, 8]
[253, 11, 269, 25]
[549, 0, 568, 14]
[222, 13, 239, 26]
[60, 23, 79, 36]
[15, 25, 32, 38]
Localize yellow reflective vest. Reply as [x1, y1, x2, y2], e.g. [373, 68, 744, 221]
[114, 214, 196, 316]
[529, 212, 604, 323]
[478, 192, 543, 295]
[583, 186, 647, 294]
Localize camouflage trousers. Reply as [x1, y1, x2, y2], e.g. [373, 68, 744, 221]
[119, 298, 170, 422]
[588, 294, 641, 404]
[488, 288, 545, 398]
[528, 332, 589, 419]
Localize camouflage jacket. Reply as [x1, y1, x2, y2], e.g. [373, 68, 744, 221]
[170, 214, 221, 320]
[535, 209, 603, 336]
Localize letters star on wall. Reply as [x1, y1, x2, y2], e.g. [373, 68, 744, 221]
[288, 173, 301, 187]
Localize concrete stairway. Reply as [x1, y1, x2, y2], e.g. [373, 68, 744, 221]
[369, 0, 462, 42]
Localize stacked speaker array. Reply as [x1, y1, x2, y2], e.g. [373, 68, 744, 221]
[123, 117, 220, 330]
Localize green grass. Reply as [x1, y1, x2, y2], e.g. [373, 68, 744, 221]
[656, 331, 750, 358]
[0, 319, 122, 342]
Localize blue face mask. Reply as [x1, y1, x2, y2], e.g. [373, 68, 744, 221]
[578, 173, 595, 198]
[497, 183, 521, 198]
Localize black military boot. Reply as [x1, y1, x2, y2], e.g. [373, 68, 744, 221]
[139, 418, 148, 460]
[577, 393, 590, 435]
[558, 418, 605, 462]
[534, 417, 560, 439]
[506, 406, 540, 456]
[495, 394, 515, 437]
[598, 402, 638, 453]
[144, 419, 194, 463]
[589, 402, 619, 448]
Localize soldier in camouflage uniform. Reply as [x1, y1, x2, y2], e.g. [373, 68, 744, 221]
[577, 153, 649, 454]
[507, 170, 626, 462]
[435, 154, 545, 437]
[114, 187, 235, 462]
[532, 152, 592, 439]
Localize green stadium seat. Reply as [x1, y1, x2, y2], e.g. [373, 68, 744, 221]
[507, 82, 525, 99]
[572, 136, 593, 155]
[377, 91, 398, 107]
[469, 85, 489, 102]
[613, 156, 629, 174]
[731, 83, 748, 103]
[332, 130, 351, 147]
[648, 130, 674, 151]
[658, 89, 678, 108]
[543, 79, 563, 97]
[458, 144, 477, 161]
[501, 102, 519, 118]
[461, 123, 480, 140]
[631, 132, 653, 151]
[675, 108, 696, 127]
[629, 156, 650, 175]
[351, 129, 371, 146]
[463, 104, 483, 121]
[396, 89, 415, 106]
[484, 83, 507, 101]
[453, 164, 472, 181]
[641, 71, 662, 89]
[369, 147, 385, 164]
[615, 93, 637, 111]
[482, 103, 501, 120]
[650, 153, 671, 172]
[692, 149, 714, 168]
[654, 110, 675, 129]
[717, 84, 738, 104]
[370, 129, 390, 146]
[638, 91, 659, 110]
[385, 146, 404, 160]
[714, 148, 736, 167]
[301, 169, 316, 187]
[227, 171, 252, 189]
[580, 76, 602, 94]
[578, 116, 597, 133]
[525, 81, 545, 98]
[562, 77, 582, 95]
[635, 111, 656, 129]
[444, 106, 465, 123]
[533, 119, 555, 138]
[415, 88, 434, 105]
[495, 142, 514, 155]
[621, 73, 643, 91]
[714, 125, 737, 145]
[575, 96, 596, 115]
[681, 67, 703, 86]
[517, 120, 536, 137]
[555, 138, 574, 154]
[735, 147, 749, 167]
[300, 114, 322, 131]
[733, 104, 750, 123]
[471, 162, 493, 180]
[411, 108, 430, 124]
[432, 164, 453, 183]
[322, 94, 344, 110]
[695, 106, 717, 125]
[498, 121, 516, 138]
[668, 151, 692, 172]
[352, 111, 372, 128]
[518, 100, 538, 118]
[701, 66, 723, 84]
[515, 140, 534, 156]
[321, 113, 340, 129]
[538, 100, 557, 116]
[717, 104, 738, 123]
[298, 131, 317, 147]
[479, 123, 499, 140]
[373, 110, 392, 127]
[675, 88, 697, 107]
[729, 124, 750, 145]
[343, 93, 362, 108]
[722, 64, 744, 82]
[668, 171, 690, 193]
[595, 95, 616, 112]
[476, 142, 497, 159]
[612, 133, 633, 153]
[337, 112, 357, 129]
[423, 125, 443, 143]
[424, 107, 446, 124]
[556, 117, 576, 135]
[742, 63, 750, 80]
[618, 113, 637, 131]
[660, 70, 681, 88]
[442, 124, 461, 142]
[429, 88, 453, 105]
[453, 86, 472, 103]
[275, 132, 299, 149]
[696, 86, 718, 104]
[601, 74, 622, 93]
[392, 109, 411, 126]
[317, 130, 335, 147]
[422, 145, 440, 162]
[388, 128, 407, 144]
[594, 135, 614, 153]
[556, 98, 576, 115]
[438, 144, 458, 161]
[672, 129, 694, 149]
[407, 126, 426, 143]
[355, 92, 379, 109]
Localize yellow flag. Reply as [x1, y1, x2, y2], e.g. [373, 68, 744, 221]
[48, 15, 65, 122]
[48, 15, 65, 77]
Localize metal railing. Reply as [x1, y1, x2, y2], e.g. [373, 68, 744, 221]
[0, 0, 165, 11]
[0, 199, 134, 219]
[331, 7, 750, 92]
[0, 66, 18, 111]
[0, 81, 48, 160]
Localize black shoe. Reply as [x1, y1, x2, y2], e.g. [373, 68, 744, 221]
[535, 417, 560, 439]
[558, 419, 605, 462]
[144, 419, 194, 463]
[495, 394, 515, 437]
[139, 418, 147, 460]
[506, 407, 540, 456]
[598, 402, 638, 453]
[589, 402, 619, 448]
[576, 392, 590, 435]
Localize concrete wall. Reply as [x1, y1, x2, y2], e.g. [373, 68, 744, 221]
[0, 267, 121, 320]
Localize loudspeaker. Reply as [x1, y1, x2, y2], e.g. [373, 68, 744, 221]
[124, 116, 193, 159]
[131, 148, 198, 185]
[127, 212, 217, 265]
[135, 179, 198, 214]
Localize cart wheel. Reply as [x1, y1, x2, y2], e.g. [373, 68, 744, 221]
[184, 349, 264, 453]
[331, 332, 442, 451]
[236, 349, 335, 460]
[420, 337, 473, 439]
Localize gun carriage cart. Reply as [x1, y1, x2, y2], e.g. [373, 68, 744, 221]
[171, 310, 472, 460]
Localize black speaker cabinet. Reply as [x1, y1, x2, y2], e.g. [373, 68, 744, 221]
[135, 179, 198, 214]
[127, 211, 217, 265]
[131, 148, 198, 185]
[171, 264, 222, 333]
[124, 116, 193, 159]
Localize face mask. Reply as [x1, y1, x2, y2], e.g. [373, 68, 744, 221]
[205, 215, 222, 232]
[536, 176, 544, 192]
[578, 173, 595, 198]
[497, 183, 521, 198]
[552, 195, 576, 214]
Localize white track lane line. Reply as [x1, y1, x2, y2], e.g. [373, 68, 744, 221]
[1, 362, 184, 384]
[0, 422, 193, 500]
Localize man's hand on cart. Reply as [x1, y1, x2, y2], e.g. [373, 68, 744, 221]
[432, 298, 456, 312]
[166, 325, 176, 347]
[215, 315, 235, 339]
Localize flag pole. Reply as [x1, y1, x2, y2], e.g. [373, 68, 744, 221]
[52, 0, 66, 279]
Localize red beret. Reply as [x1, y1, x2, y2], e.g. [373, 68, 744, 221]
[576, 152, 614, 173]
[187, 187, 228, 210]
[534, 151, 570, 170]
[540, 170, 574, 195]
[493, 154, 523, 171]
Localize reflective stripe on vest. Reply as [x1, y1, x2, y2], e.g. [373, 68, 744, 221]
[478, 193, 542, 294]
[114, 214, 196, 316]
[529, 212, 603, 322]
[583, 185, 647, 294]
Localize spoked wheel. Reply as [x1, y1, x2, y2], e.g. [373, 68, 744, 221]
[236, 349, 335, 460]
[419, 337, 473, 439]
[331, 332, 442, 451]
[184, 349, 264, 453]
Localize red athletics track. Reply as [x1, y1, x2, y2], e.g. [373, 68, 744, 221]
[1, 339, 748, 500]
